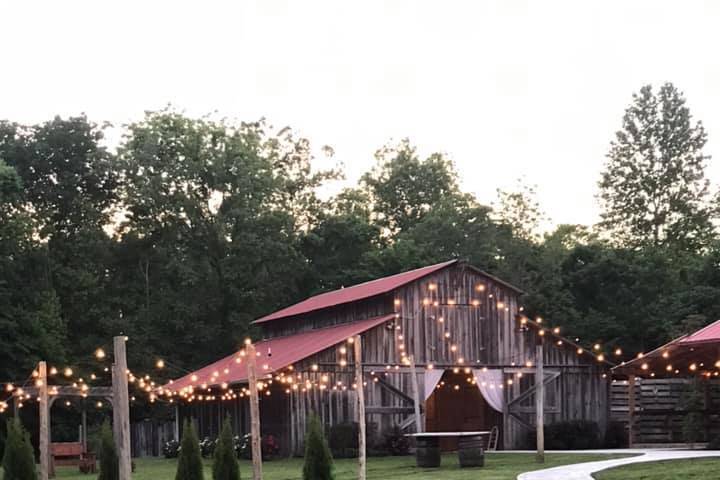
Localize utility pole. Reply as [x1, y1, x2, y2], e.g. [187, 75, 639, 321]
[247, 343, 263, 480]
[113, 336, 132, 480]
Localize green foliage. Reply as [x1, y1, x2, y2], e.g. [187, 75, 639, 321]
[97, 421, 119, 480]
[1, 417, 37, 480]
[540, 420, 601, 450]
[303, 415, 333, 480]
[327, 422, 358, 459]
[176, 420, 204, 480]
[599, 83, 714, 251]
[212, 418, 239, 480]
[681, 379, 705, 446]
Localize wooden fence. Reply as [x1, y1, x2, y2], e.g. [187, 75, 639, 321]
[611, 378, 720, 445]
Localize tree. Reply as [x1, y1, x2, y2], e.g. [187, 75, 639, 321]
[495, 179, 547, 243]
[98, 421, 119, 480]
[362, 139, 461, 234]
[212, 418, 239, 480]
[176, 420, 204, 480]
[1, 418, 36, 480]
[599, 83, 715, 251]
[302, 415, 333, 480]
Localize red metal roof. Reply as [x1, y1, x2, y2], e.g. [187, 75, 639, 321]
[167, 314, 395, 392]
[253, 259, 458, 324]
[679, 319, 720, 345]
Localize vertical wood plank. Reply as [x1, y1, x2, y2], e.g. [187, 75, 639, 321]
[536, 341, 544, 463]
[408, 355, 423, 433]
[628, 376, 635, 448]
[113, 336, 132, 480]
[39, 361, 49, 480]
[354, 335, 366, 480]
[247, 343, 263, 480]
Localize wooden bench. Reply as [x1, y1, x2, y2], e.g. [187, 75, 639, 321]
[50, 442, 96, 473]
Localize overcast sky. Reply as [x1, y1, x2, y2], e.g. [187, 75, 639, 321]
[2, 0, 719, 228]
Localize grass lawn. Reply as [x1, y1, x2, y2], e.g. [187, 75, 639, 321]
[2, 453, 632, 480]
[593, 457, 720, 480]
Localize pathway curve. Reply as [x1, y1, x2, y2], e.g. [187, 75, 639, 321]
[516, 449, 720, 480]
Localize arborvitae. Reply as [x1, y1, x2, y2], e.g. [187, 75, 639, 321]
[302, 415, 333, 480]
[1, 417, 37, 480]
[97, 420, 119, 480]
[176, 420, 204, 480]
[212, 418, 239, 480]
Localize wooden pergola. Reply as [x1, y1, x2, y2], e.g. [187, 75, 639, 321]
[612, 319, 720, 446]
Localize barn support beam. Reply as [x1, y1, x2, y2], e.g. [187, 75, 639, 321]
[408, 355, 423, 433]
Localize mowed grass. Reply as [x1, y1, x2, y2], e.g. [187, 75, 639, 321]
[593, 457, 720, 480]
[2, 453, 633, 480]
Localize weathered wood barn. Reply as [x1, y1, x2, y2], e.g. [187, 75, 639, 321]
[166, 259, 610, 453]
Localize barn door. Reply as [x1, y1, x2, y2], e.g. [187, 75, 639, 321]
[506, 369, 561, 430]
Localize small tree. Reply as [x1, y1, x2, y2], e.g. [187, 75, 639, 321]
[97, 420, 119, 480]
[1, 417, 37, 480]
[213, 418, 239, 480]
[176, 420, 204, 480]
[302, 415, 333, 480]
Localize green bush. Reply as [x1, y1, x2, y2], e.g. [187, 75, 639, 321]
[328, 423, 358, 458]
[1, 417, 37, 480]
[213, 418, 239, 480]
[383, 426, 410, 456]
[539, 420, 601, 450]
[603, 421, 627, 448]
[97, 420, 119, 480]
[303, 415, 333, 480]
[176, 420, 204, 480]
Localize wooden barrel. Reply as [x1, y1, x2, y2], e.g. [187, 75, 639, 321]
[457, 435, 484, 468]
[415, 437, 441, 468]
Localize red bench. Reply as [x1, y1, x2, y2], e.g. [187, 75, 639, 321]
[50, 442, 96, 473]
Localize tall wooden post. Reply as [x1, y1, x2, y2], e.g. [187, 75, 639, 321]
[39, 361, 49, 480]
[408, 355, 422, 433]
[535, 340, 544, 463]
[113, 336, 132, 480]
[81, 404, 88, 450]
[174, 404, 180, 441]
[354, 335, 367, 480]
[246, 343, 263, 480]
[628, 376, 636, 448]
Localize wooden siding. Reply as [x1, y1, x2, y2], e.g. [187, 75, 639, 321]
[181, 262, 609, 452]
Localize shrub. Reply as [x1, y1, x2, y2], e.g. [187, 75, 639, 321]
[1, 417, 37, 480]
[213, 418, 239, 480]
[176, 420, 204, 480]
[328, 423, 358, 458]
[237, 433, 280, 461]
[383, 426, 410, 456]
[163, 439, 180, 459]
[682, 380, 705, 447]
[303, 415, 333, 480]
[98, 420, 119, 480]
[200, 437, 216, 458]
[603, 421, 627, 448]
[540, 420, 601, 450]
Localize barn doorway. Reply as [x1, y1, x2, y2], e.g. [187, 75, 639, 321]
[425, 369, 503, 451]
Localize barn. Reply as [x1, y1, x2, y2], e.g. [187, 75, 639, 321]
[165, 259, 611, 453]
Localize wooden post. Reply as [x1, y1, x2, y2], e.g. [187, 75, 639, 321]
[408, 355, 423, 433]
[246, 343, 263, 480]
[354, 335, 367, 480]
[628, 376, 636, 448]
[39, 361, 49, 480]
[535, 341, 544, 463]
[113, 336, 132, 480]
[81, 404, 88, 451]
[174, 404, 180, 441]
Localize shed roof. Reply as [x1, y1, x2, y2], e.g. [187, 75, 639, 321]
[167, 313, 395, 392]
[253, 259, 459, 324]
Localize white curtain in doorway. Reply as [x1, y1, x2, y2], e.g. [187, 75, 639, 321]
[424, 369, 444, 400]
[473, 369, 504, 413]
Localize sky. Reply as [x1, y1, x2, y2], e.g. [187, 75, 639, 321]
[2, 0, 720, 228]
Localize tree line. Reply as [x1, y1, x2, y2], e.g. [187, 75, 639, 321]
[1, 82, 719, 383]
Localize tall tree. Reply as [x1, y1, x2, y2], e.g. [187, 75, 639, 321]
[362, 139, 460, 234]
[599, 83, 714, 250]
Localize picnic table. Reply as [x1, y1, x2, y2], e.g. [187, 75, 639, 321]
[406, 431, 490, 468]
